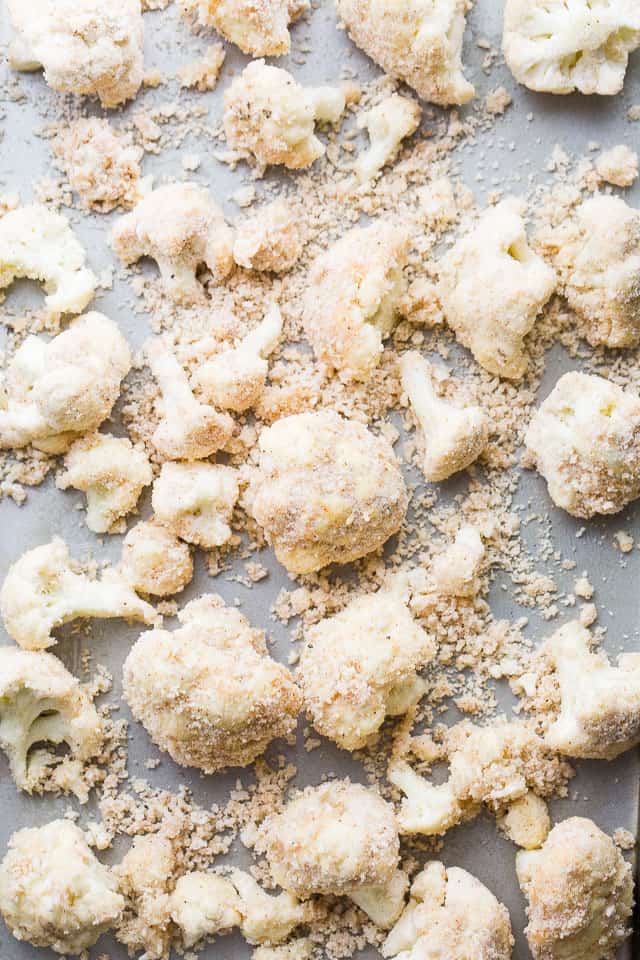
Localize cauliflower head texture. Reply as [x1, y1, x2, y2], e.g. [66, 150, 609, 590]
[234, 200, 305, 274]
[355, 94, 422, 183]
[121, 520, 193, 597]
[186, 0, 308, 56]
[152, 461, 239, 548]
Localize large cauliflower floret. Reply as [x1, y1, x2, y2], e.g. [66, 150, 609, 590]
[234, 201, 305, 274]
[186, 0, 308, 56]
[516, 817, 633, 960]
[524, 371, 640, 518]
[0, 820, 124, 955]
[298, 588, 435, 750]
[0, 312, 131, 454]
[355, 94, 422, 183]
[152, 461, 239, 548]
[503, 0, 640, 96]
[303, 221, 411, 382]
[249, 410, 408, 575]
[438, 198, 556, 379]
[112, 183, 234, 304]
[120, 520, 193, 597]
[336, 0, 475, 106]
[122, 595, 301, 773]
[0, 538, 158, 651]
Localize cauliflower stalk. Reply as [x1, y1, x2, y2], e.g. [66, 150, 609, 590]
[152, 461, 239, 548]
[120, 520, 193, 597]
[355, 94, 421, 183]
[185, 0, 308, 57]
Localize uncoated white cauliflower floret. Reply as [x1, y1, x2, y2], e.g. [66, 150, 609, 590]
[595, 144, 639, 187]
[438, 199, 556, 379]
[524, 371, 640, 518]
[249, 410, 408, 575]
[0, 204, 96, 316]
[7, 0, 144, 107]
[400, 351, 489, 481]
[0, 820, 124, 955]
[234, 201, 305, 273]
[123, 594, 301, 772]
[185, 0, 308, 56]
[120, 520, 193, 597]
[516, 817, 633, 960]
[298, 589, 435, 750]
[0, 647, 102, 794]
[152, 461, 239, 548]
[224, 60, 346, 173]
[355, 94, 421, 183]
[503, 0, 640, 96]
[336, 0, 475, 106]
[112, 183, 234, 303]
[0, 538, 158, 651]
[0, 312, 131, 454]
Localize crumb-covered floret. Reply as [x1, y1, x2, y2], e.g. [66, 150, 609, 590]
[234, 201, 305, 273]
[114, 833, 176, 960]
[427, 524, 486, 598]
[0, 312, 131, 454]
[438, 198, 556, 379]
[0, 538, 158, 651]
[524, 371, 640, 518]
[355, 94, 421, 183]
[516, 817, 633, 960]
[112, 183, 234, 303]
[123, 594, 301, 773]
[186, 0, 308, 56]
[7, 0, 144, 107]
[336, 0, 475, 106]
[0, 820, 124, 955]
[303, 221, 410, 382]
[152, 462, 239, 548]
[178, 43, 226, 91]
[53, 118, 143, 212]
[497, 793, 551, 851]
[0, 204, 96, 316]
[595, 144, 639, 187]
[230, 870, 312, 945]
[121, 520, 193, 597]
[249, 410, 408, 575]
[503, 0, 640, 96]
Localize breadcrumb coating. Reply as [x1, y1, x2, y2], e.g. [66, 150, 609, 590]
[234, 200, 305, 274]
[114, 833, 176, 960]
[152, 461, 239, 548]
[595, 144, 639, 187]
[53, 118, 143, 212]
[121, 520, 193, 597]
[185, 0, 308, 56]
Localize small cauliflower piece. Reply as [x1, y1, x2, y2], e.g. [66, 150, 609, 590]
[114, 833, 176, 960]
[250, 410, 408, 575]
[152, 461, 239, 548]
[0, 820, 124, 955]
[234, 201, 305, 273]
[497, 793, 551, 851]
[0, 538, 158, 651]
[112, 183, 234, 303]
[231, 870, 311, 945]
[0, 312, 131, 454]
[303, 221, 410, 382]
[438, 199, 556, 379]
[516, 817, 633, 960]
[123, 594, 301, 772]
[503, 0, 640, 96]
[336, 0, 474, 106]
[178, 43, 226, 91]
[0, 204, 96, 316]
[171, 873, 242, 949]
[121, 520, 193, 597]
[186, 0, 308, 56]
[428, 524, 486, 597]
[524, 371, 640, 518]
[595, 144, 639, 187]
[53, 118, 143, 212]
[355, 94, 421, 183]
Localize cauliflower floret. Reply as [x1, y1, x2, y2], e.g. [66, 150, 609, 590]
[503, 0, 640, 96]
[0, 538, 158, 651]
[516, 817, 633, 960]
[524, 371, 640, 518]
[438, 199, 556, 379]
[400, 352, 489, 481]
[595, 144, 639, 187]
[0, 820, 124, 955]
[56, 433, 152, 534]
[303, 221, 410, 382]
[234, 201, 305, 273]
[336, 0, 475, 106]
[298, 589, 435, 750]
[230, 870, 312, 945]
[0, 204, 96, 316]
[171, 873, 242, 948]
[0, 647, 102, 794]
[249, 410, 408, 575]
[112, 183, 234, 303]
[0, 312, 131, 454]
[382, 861, 514, 960]
[123, 594, 301, 772]
[427, 524, 486, 597]
[114, 833, 176, 960]
[152, 462, 239, 548]
[354, 94, 421, 183]
[185, 0, 308, 56]
[120, 520, 193, 597]
[224, 60, 346, 173]
[7, 0, 143, 107]
[178, 43, 226, 91]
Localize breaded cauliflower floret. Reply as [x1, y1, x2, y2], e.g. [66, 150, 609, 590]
[595, 144, 639, 187]
[112, 183, 234, 303]
[0, 538, 158, 651]
[121, 520, 193, 597]
[516, 817, 633, 960]
[303, 221, 410, 382]
[114, 833, 176, 960]
[234, 200, 305, 273]
[7, 0, 144, 107]
[0, 312, 131, 454]
[438, 198, 556, 379]
[186, 0, 308, 56]
[298, 589, 435, 750]
[0, 647, 102, 794]
[336, 0, 475, 106]
[524, 371, 640, 518]
[503, 0, 640, 96]
[382, 861, 514, 960]
[152, 462, 239, 548]
[427, 524, 486, 598]
[0, 820, 124, 955]
[56, 433, 152, 534]
[355, 94, 421, 183]
[0, 204, 96, 316]
[123, 595, 301, 772]
[250, 410, 408, 575]
[224, 60, 346, 173]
